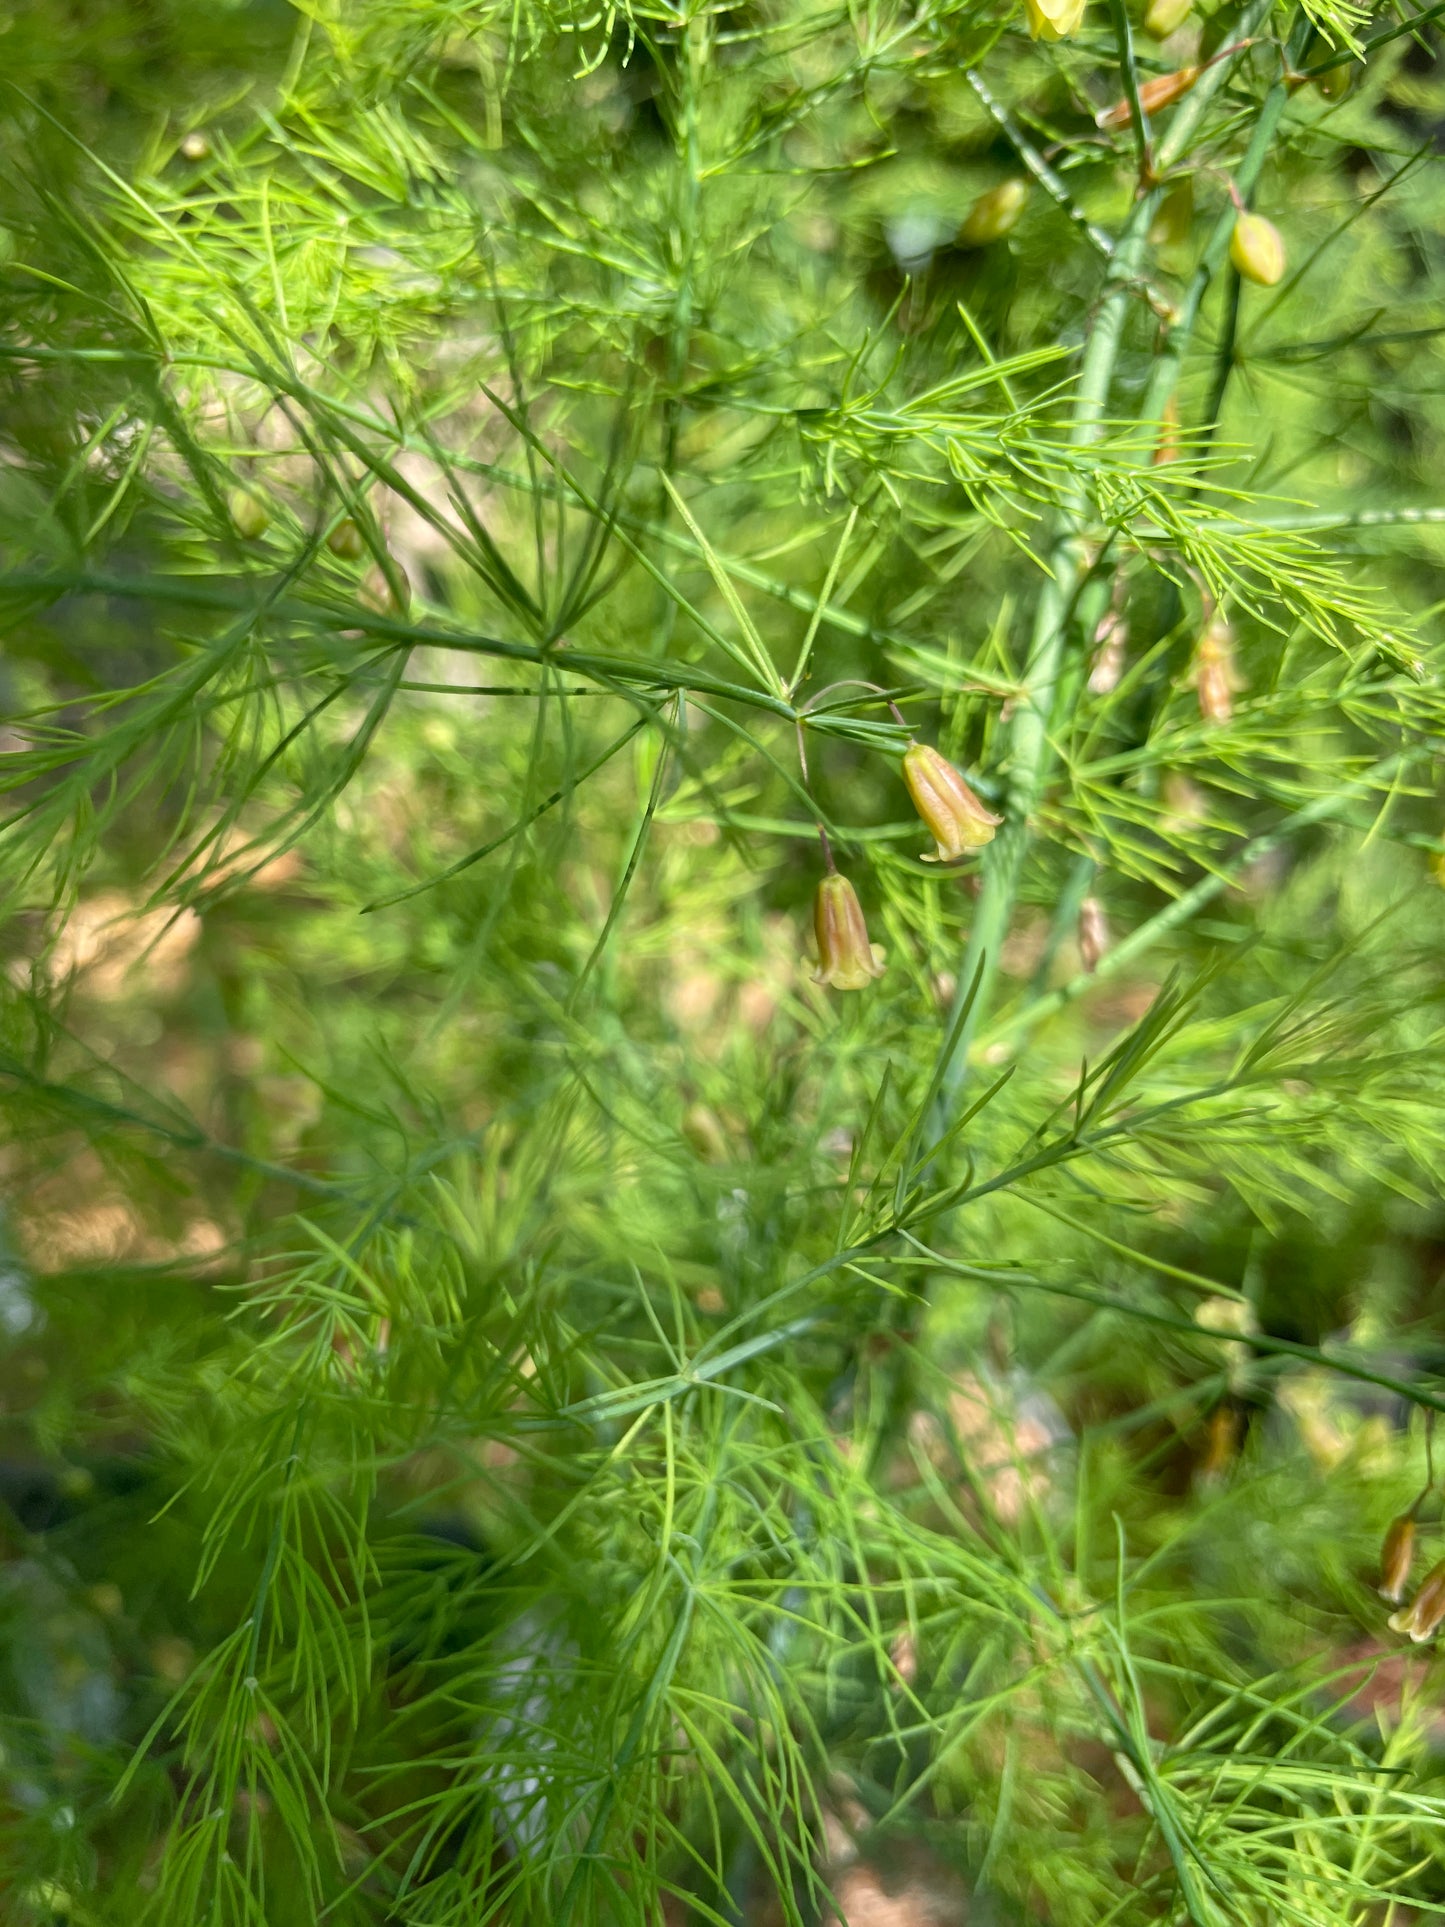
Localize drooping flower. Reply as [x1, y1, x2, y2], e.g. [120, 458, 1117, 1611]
[1379, 1513, 1417, 1606]
[958, 180, 1029, 248]
[902, 742, 1002, 863]
[1098, 66, 1200, 129]
[1388, 1556, 1445, 1642]
[1023, 0, 1086, 38]
[812, 873, 885, 990]
[1230, 212, 1286, 287]
[1190, 615, 1245, 725]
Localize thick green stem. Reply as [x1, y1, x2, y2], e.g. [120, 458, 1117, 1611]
[931, 0, 1284, 1131]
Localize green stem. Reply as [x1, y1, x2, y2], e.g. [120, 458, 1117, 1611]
[978, 747, 1420, 1055]
[1140, 17, 1310, 428]
[932, 0, 1286, 1130]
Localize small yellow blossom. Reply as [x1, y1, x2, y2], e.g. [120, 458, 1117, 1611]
[1024, 0, 1086, 38]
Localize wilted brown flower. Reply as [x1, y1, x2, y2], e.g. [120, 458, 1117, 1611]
[1389, 1556, 1445, 1642]
[1098, 66, 1200, 129]
[902, 742, 1002, 862]
[1379, 1513, 1417, 1606]
[813, 873, 885, 990]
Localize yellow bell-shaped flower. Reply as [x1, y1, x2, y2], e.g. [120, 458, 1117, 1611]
[902, 742, 1002, 863]
[812, 873, 885, 991]
[1023, 0, 1086, 40]
[1389, 1556, 1445, 1642]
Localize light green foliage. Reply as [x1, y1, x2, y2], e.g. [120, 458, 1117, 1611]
[3, 0, 1445, 1920]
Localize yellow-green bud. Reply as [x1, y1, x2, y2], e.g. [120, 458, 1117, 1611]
[902, 742, 1002, 862]
[1023, 0, 1086, 37]
[327, 516, 366, 560]
[812, 873, 885, 991]
[1230, 212, 1286, 287]
[228, 488, 270, 542]
[958, 180, 1029, 248]
[1143, 0, 1192, 35]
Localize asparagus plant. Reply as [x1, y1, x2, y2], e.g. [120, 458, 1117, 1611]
[3, 0, 1445, 1920]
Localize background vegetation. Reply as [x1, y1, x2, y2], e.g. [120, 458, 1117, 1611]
[4, 0, 1445, 1920]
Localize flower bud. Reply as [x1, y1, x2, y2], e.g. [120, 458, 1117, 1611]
[1314, 62, 1355, 99]
[1088, 610, 1128, 693]
[1379, 1513, 1417, 1606]
[1098, 66, 1199, 129]
[958, 180, 1029, 248]
[1230, 212, 1286, 287]
[1143, 0, 1192, 35]
[1078, 897, 1110, 973]
[902, 742, 1002, 863]
[360, 559, 411, 617]
[327, 516, 367, 560]
[1190, 615, 1244, 726]
[1023, 0, 1086, 39]
[1149, 180, 1194, 251]
[682, 1103, 730, 1163]
[228, 488, 270, 541]
[813, 873, 885, 991]
[1388, 1556, 1445, 1643]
